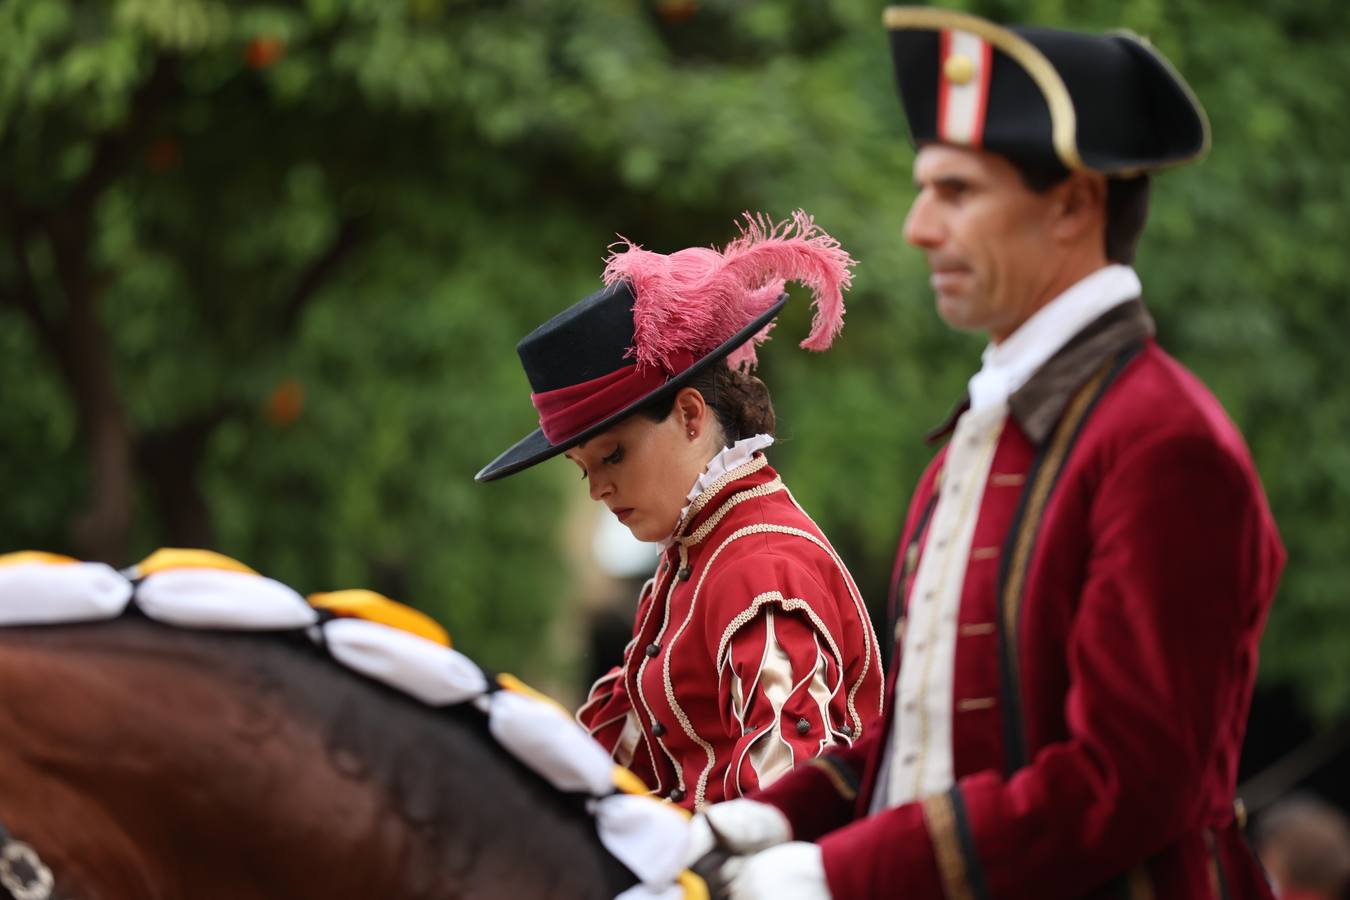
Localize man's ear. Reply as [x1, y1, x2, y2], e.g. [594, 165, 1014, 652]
[1052, 172, 1107, 244]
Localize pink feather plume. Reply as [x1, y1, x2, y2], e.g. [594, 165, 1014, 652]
[601, 209, 856, 372]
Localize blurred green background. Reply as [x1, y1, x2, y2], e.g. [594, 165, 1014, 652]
[1, 0, 1347, 736]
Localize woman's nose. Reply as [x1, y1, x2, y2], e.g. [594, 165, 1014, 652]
[588, 473, 612, 502]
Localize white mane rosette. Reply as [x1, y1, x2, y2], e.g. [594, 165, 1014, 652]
[0, 549, 705, 899]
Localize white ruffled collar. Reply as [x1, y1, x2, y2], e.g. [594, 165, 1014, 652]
[661, 433, 774, 548]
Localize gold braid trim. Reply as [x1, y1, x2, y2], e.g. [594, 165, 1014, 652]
[808, 757, 859, 802]
[1000, 359, 1114, 683]
[922, 793, 977, 900]
[1127, 864, 1155, 900]
[682, 454, 770, 528]
[634, 548, 689, 796]
[681, 478, 785, 548]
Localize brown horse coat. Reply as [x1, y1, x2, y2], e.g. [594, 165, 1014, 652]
[0, 612, 637, 899]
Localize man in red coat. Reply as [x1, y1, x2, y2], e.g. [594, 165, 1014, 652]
[687, 7, 1286, 899]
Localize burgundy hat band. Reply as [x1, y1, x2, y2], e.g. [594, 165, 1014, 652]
[530, 349, 697, 445]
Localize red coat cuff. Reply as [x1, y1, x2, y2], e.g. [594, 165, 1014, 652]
[749, 750, 866, 843]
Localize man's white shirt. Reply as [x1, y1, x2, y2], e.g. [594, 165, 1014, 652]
[873, 264, 1141, 811]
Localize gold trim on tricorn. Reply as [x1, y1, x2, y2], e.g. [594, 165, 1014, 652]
[885, 6, 1085, 171]
[1110, 29, 1212, 171]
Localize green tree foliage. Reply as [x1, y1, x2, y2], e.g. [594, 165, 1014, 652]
[1, 0, 1346, 712]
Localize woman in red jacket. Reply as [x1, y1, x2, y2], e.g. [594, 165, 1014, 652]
[477, 211, 884, 811]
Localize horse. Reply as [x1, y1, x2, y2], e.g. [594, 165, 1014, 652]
[0, 608, 640, 899]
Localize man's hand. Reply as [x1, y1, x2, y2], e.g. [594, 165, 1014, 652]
[683, 799, 795, 897]
[722, 842, 831, 900]
[684, 798, 793, 865]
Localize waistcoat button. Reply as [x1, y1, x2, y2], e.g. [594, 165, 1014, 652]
[677, 566, 692, 581]
[669, 788, 686, 802]
[652, 722, 667, 737]
[795, 718, 811, 735]
[645, 642, 660, 657]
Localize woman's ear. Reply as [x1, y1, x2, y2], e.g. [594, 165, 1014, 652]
[673, 387, 709, 440]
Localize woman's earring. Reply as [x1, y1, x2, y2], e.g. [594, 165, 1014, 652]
[687, 428, 696, 439]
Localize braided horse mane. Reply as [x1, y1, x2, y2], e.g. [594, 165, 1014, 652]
[0, 589, 640, 898]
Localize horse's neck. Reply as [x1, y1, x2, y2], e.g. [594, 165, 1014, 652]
[0, 618, 634, 899]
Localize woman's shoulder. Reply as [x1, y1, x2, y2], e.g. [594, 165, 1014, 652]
[694, 506, 850, 601]
[715, 470, 838, 545]
[690, 517, 862, 661]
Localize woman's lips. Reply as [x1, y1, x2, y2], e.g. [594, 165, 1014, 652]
[613, 507, 634, 523]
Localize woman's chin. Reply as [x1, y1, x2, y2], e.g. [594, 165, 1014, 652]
[626, 525, 657, 543]
[625, 516, 674, 544]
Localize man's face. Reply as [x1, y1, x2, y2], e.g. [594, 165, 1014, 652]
[904, 144, 1062, 342]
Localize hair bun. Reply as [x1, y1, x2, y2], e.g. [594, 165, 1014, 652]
[722, 368, 776, 439]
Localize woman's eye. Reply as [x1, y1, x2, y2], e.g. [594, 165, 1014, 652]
[602, 446, 624, 465]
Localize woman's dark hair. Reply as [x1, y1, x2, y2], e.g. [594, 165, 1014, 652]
[1015, 161, 1152, 265]
[637, 361, 776, 441]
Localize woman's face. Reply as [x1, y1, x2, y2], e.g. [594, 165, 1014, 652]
[564, 390, 716, 543]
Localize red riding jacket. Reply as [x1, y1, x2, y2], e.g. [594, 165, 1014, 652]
[752, 301, 1285, 899]
[577, 454, 885, 811]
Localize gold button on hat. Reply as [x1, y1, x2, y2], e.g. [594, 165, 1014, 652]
[944, 53, 975, 85]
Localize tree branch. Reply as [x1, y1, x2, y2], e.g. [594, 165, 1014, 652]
[69, 55, 180, 216]
[279, 214, 370, 336]
[3, 212, 61, 354]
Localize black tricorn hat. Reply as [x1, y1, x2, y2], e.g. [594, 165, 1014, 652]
[884, 7, 1210, 176]
[476, 211, 854, 483]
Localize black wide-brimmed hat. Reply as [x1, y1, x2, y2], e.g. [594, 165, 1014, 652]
[883, 7, 1210, 176]
[476, 211, 855, 482]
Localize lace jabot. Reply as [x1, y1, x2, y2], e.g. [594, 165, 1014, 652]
[661, 433, 774, 548]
